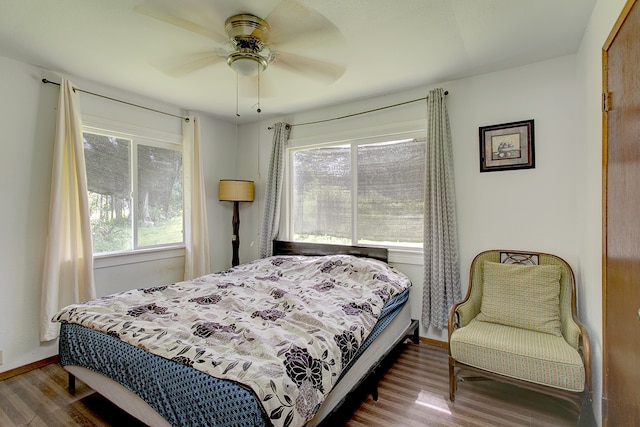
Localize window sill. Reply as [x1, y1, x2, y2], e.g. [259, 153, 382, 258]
[388, 248, 423, 265]
[94, 246, 185, 269]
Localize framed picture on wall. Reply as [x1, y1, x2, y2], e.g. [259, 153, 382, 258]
[479, 119, 535, 172]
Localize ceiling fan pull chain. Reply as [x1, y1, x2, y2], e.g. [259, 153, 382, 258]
[236, 73, 240, 117]
[257, 67, 262, 114]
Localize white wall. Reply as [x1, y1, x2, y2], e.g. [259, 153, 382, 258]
[0, 55, 237, 373]
[237, 54, 582, 342]
[0, 56, 60, 369]
[197, 114, 239, 273]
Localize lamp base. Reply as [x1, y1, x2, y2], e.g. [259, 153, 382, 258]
[231, 201, 240, 267]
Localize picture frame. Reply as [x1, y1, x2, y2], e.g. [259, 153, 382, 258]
[479, 119, 535, 172]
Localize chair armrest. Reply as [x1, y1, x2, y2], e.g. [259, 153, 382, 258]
[455, 299, 478, 328]
[561, 315, 592, 395]
[577, 321, 592, 395]
[447, 298, 479, 346]
[562, 318, 582, 349]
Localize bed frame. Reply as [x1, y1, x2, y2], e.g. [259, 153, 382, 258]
[65, 240, 419, 426]
[272, 240, 389, 262]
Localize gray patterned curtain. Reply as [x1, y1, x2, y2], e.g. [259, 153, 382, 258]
[422, 88, 461, 330]
[259, 122, 291, 258]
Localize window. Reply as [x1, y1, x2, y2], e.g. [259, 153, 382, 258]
[83, 127, 183, 254]
[289, 135, 425, 248]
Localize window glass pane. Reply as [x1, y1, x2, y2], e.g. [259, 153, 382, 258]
[292, 146, 351, 244]
[137, 145, 183, 247]
[84, 132, 132, 253]
[357, 139, 425, 247]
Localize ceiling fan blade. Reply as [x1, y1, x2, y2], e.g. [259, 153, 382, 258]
[274, 26, 346, 56]
[135, 0, 227, 43]
[156, 52, 226, 77]
[256, 0, 343, 46]
[273, 51, 345, 83]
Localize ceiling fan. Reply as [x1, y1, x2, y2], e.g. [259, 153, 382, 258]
[135, 0, 346, 84]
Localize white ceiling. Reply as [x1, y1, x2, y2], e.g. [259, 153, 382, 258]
[0, 0, 596, 123]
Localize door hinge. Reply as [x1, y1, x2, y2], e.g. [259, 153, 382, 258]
[603, 92, 612, 112]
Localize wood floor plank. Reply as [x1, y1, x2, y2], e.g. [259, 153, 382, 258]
[0, 378, 37, 425]
[0, 343, 583, 426]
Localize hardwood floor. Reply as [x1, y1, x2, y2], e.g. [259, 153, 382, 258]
[346, 343, 581, 427]
[0, 343, 582, 426]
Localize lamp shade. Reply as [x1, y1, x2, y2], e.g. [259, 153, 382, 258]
[219, 180, 254, 202]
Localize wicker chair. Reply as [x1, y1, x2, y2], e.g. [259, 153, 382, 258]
[448, 250, 592, 412]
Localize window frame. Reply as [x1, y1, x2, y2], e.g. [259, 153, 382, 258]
[82, 116, 185, 261]
[284, 127, 427, 253]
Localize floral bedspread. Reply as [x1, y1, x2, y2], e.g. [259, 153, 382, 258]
[53, 255, 411, 427]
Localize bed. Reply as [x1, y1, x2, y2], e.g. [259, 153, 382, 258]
[54, 241, 419, 427]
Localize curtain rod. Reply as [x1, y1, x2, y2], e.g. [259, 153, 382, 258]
[267, 90, 448, 130]
[41, 79, 189, 122]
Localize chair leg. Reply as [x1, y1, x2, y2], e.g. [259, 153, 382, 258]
[578, 388, 597, 427]
[448, 357, 456, 402]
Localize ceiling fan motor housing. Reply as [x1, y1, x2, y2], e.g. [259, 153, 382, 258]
[225, 14, 270, 41]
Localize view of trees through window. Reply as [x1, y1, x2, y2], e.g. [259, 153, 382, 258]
[83, 131, 183, 254]
[291, 138, 425, 247]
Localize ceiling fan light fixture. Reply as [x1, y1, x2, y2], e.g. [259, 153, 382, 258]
[227, 52, 269, 76]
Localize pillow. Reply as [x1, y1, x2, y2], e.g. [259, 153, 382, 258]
[475, 261, 562, 336]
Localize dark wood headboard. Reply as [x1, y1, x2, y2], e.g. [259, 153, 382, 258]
[272, 240, 388, 263]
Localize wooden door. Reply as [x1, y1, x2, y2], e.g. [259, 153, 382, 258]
[603, 0, 640, 425]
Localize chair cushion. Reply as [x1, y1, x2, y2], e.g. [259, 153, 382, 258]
[475, 261, 562, 336]
[450, 320, 585, 392]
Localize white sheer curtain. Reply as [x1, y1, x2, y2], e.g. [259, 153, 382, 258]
[40, 78, 95, 342]
[422, 88, 461, 330]
[183, 115, 211, 280]
[259, 122, 291, 258]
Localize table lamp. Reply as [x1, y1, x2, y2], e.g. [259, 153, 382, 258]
[218, 179, 254, 266]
